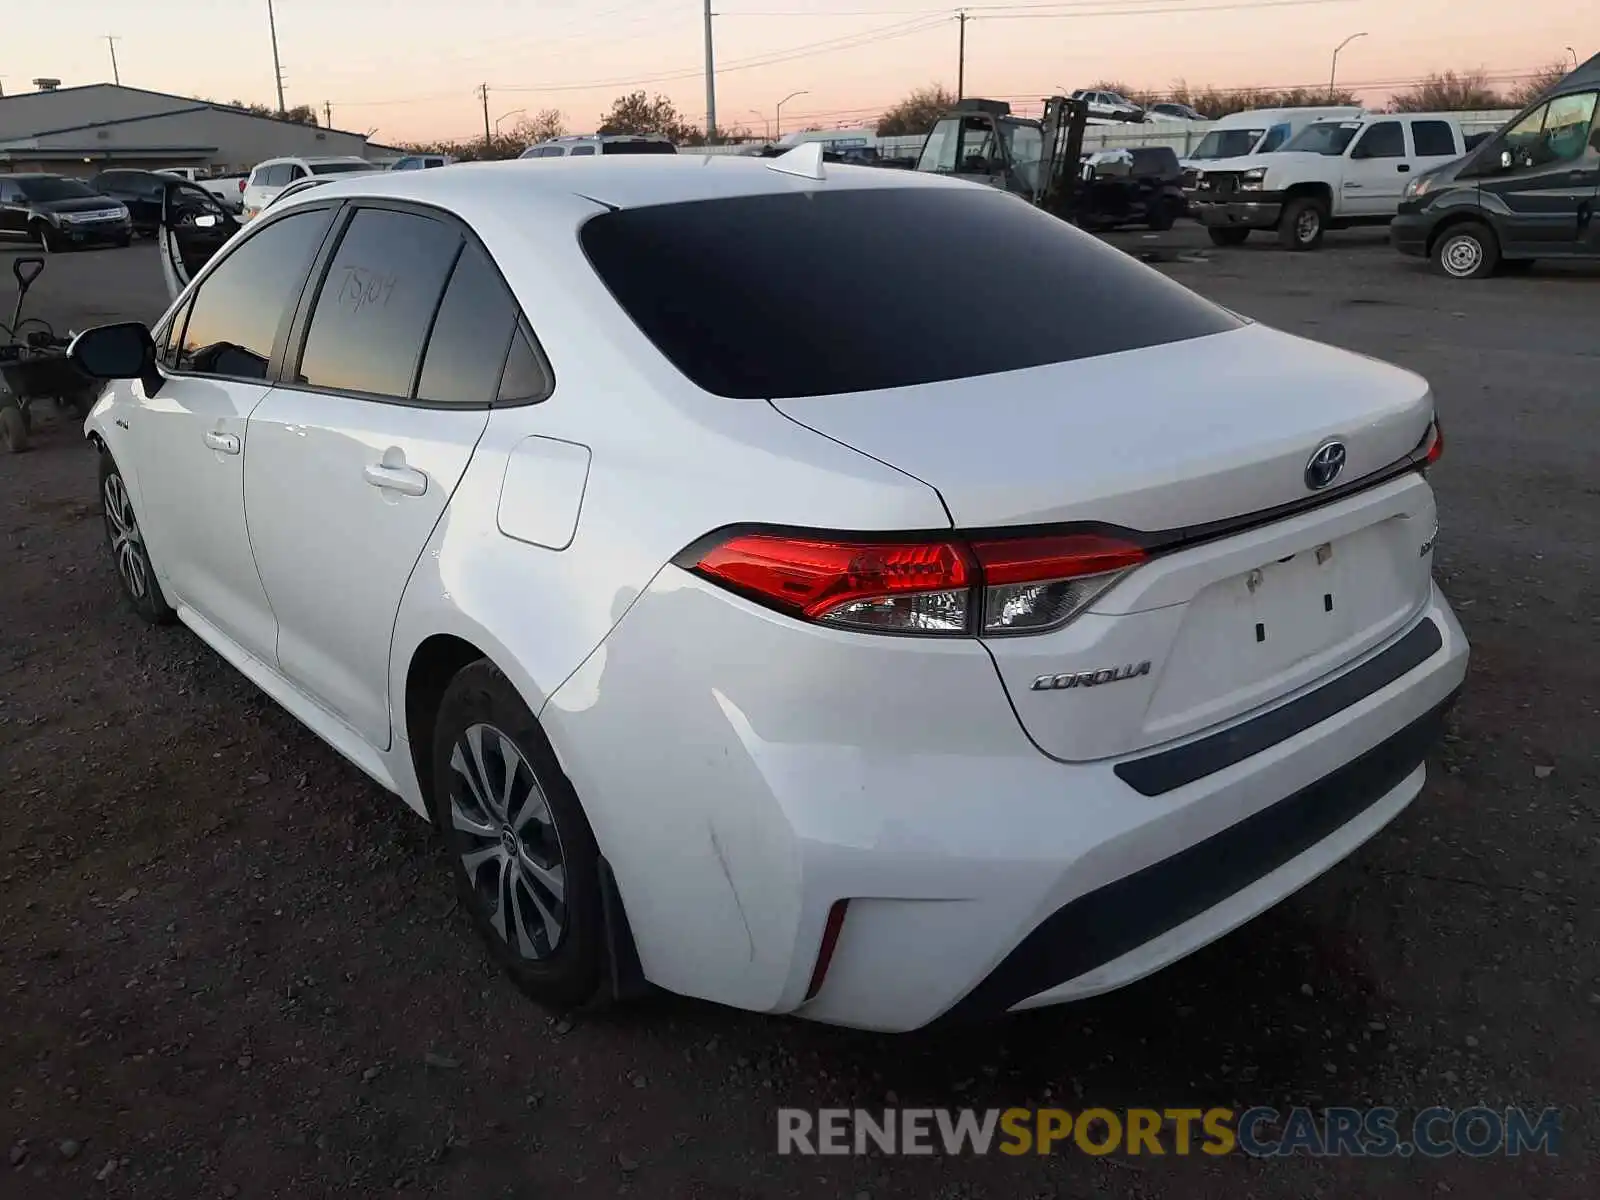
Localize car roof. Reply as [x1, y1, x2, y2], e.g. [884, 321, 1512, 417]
[273, 153, 974, 215]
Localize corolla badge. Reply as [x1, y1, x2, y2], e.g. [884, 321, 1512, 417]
[1031, 661, 1152, 691]
[1304, 439, 1348, 491]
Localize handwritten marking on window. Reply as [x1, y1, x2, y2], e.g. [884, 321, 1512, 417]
[336, 266, 399, 314]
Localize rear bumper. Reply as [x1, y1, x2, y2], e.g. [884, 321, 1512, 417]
[1390, 212, 1432, 258]
[543, 568, 1468, 1032]
[1193, 194, 1284, 229]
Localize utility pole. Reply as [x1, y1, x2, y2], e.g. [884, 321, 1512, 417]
[479, 84, 492, 148]
[324, 101, 332, 127]
[956, 11, 968, 100]
[105, 37, 121, 86]
[703, 0, 717, 142]
[266, 0, 286, 113]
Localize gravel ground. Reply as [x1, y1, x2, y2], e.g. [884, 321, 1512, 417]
[2, 232, 1597, 1199]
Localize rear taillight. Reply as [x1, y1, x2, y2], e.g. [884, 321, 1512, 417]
[688, 529, 1145, 637]
[1419, 417, 1443, 466]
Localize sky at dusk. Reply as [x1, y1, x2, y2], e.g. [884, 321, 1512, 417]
[6, 1, 1589, 143]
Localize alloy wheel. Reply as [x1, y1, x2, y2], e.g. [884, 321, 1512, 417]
[1295, 208, 1321, 244]
[448, 723, 567, 961]
[1441, 234, 1483, 278]
[103, 471, 148, 600]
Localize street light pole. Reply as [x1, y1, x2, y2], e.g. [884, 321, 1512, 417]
[1567, 46, 1579, 70]
[1329, 31, 1367, 101]
[775, 90, 808, 140]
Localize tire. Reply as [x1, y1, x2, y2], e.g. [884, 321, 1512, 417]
[430, 660, 604, 1009]
[1278, 196, 1327, 250]
[98, 451, 175, 623]
[1147, 201, 1176, 232]
[33, 222, 64, 253]
[1430, 222, 1499, 280]
[1208, 226, 1250, 247]
[1, 404, 27, 454]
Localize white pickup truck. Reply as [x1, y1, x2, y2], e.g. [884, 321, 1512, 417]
[1188, 112, 1470, 250]
[155, 169, 246, 213]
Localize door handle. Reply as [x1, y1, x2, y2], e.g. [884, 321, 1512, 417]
[203, 430, 241, 455]
[1397, 164, 1411, 173]
[363, 463, 428, 497]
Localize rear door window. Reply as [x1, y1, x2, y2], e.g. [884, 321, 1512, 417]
[1409, 120, 1457, 157]
[293, 206, 463, 399]
[580, 187, 1241, 400]
[600, 140, 676, 155]
[569, 145, 596, 156]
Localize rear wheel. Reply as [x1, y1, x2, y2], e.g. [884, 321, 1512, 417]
[430, 660, 604, 1009]
[1147, 200, 1176, 232]
[1277, 196, 1327, 250]
[1207, 226, 1250, 247]
[1431, 222, 1499, 280]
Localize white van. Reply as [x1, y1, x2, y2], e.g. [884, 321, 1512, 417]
[1181, 106, 1366, 173]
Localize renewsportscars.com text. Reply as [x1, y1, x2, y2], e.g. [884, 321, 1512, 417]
[777, 1106, 1562, 1158]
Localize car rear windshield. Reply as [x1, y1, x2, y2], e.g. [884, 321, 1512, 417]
[600, 141, 677, 155]
[579, 186, 1241, 400]
[309, 162, 376, 175]
[16, 176, 98, 201]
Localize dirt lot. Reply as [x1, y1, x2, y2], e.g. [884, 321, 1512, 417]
[2, 233, 1597, 1199]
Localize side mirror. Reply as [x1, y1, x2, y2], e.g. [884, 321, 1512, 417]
[194, 213, 220, 229]
[67, 322, 162, 397]
[1499, 149, 1514, 170]
[13, 256, 44, 291]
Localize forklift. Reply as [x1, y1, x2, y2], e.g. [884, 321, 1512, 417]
[914, 96, 1180, 230]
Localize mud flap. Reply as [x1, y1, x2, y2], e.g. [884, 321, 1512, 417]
[596, 855, 650, 1004]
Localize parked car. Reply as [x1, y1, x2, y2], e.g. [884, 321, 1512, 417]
[89, 169, 168, 237]
[0, 173, 131, 251]
[1391, 52, 1600, 278]
[1189, 111, 1471, 249]
[390, 154, 455, 171]
[1079, 146, 1187, 230]
[1145, 102, 1206, 123]
[240, 156, 378, 220]
[1070, 89, 1145, 123]
[76, 156, 1466, 1032]
[519, 134, 677, 158]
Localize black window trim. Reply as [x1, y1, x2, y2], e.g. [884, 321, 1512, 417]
[158, 201, 343, 389]
[1352, 119, 1405, 159]
[272, 196, 556, 412]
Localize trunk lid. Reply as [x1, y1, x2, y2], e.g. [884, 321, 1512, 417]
[771, 322, 1440, 761]
[769, 323, 1432, 535]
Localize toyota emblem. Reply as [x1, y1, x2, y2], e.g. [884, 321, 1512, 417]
[1304, 440, 1348, 491]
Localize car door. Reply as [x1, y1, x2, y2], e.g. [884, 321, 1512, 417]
[0, 179, 24, 236]
[1341, 120, 1409, 215]
[1479, 91, 1600, 255]
[131, 203, 338, 663]
[241, 202, 505, 749]
[157, 179, 240, 299]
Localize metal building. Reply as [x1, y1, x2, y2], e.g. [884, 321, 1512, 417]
[0, 82, 398, 177]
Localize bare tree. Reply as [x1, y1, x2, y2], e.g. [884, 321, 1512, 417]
[1508, 60, 1572, 108]
[1388, 70, 1503, 113]
[876, 84, 955, 137]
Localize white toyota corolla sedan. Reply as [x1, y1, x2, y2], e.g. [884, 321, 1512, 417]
[69, 152, 1468, 1032]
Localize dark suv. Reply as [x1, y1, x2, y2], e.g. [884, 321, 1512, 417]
[1392, 52, 1600, 278]
[0, 174, 133, 251]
